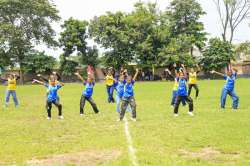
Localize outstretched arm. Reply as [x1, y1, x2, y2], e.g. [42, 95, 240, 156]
[133, 69, 139, 81]
[32, 79, 46, 86]
[210, 70, 225, 77]
[0, 77, 7, 82]
[37, 74, 49, 83]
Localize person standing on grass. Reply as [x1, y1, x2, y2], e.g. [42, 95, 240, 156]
[75, 72, 99, 116]
[105, 68, 115, 103]
[188, 64, 201, 99]
[210, 65, 239, 110]
[165, 67, 186, 107]
[119, 69, 139, 122]
[114, 73, 132, 116]
[32, 76, 64, 120]
[0, 74, 20, 107]
[174, 64, 194, 117]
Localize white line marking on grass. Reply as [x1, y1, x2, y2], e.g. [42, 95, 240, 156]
[124, 117, 139, 166]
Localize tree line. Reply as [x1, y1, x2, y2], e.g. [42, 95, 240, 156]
[1, 0, 249, 80]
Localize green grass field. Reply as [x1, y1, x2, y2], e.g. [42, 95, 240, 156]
[0, 79, 250, 166]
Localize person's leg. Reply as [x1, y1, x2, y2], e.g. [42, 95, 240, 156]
[116, 95, 121, 113]
[171, 91, 177, 106]
[53, 100, 62, 116]
[220, 88, 228, 109]
[194, 84, 199, 98]
[110, 85, 115, 103]
[174, 96, 181, 114]
[46, 101, 52, 118]
[129, 97, 137, 119]
[120, 98, 129, 120]
[185, 96, 194, 112]
[5, 90, 11, 106]
[80, 95, 86, 115]
[87, 97, 99, 114]
[188, 84, 192, 96]
[229, 90, 239, 109]
[11, 91, 19, 107]
[106, 86, 111, 103]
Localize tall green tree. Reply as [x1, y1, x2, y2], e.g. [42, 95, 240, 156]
[0, 0, 60, 82]
[202, 38, 234, 72]
[167, 0, 207, 57]
[89, 12, 134, 69]
[59, 18, 98, 75]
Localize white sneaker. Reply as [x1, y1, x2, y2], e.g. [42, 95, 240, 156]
[188, 112, 194, 116]
[131, 118, 137, 122]
[174, 114, 179, 117]
[58, 116, 64, 119]
[80, 114, 84, 117]
[47, 117, 51, 120]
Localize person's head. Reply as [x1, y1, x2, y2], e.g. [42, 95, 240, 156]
[8, 74, 14, 79]
[49, 75, 56, 86]
[87, 74, 94, 83]
[126, 75, 133, 83]
[227, 70, 233, 77]
[190, 68, 195, 73]
[107, 69, 112, 75]
[179, 71, 185, 79]
[119, 75, 125, 82]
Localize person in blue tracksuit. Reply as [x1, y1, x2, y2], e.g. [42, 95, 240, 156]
[211, 66, 239, 110]
[75, 72, 99, 116]
[114, 73, 132, 115]
[119, 69, 139, 122]
[173, 64, 194, 117]
[32, 76, 64, 120]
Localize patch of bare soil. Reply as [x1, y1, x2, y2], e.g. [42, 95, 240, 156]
[179, 147, 240, 163]
[27, 150, 121, 166]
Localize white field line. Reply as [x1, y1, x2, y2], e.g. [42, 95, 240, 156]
[124, 117, 139, 166]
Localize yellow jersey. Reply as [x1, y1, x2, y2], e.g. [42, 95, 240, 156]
[173, 78, 179, 91]
[7, 78, 17, 91]
[105, 75, 114, 86]
[189, 72, 197, 84]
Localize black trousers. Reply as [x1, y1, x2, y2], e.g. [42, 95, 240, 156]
[80, 95, 99, 114]
[47, 100, 62, 118]
[120, 97, 136, 120]
[174, 96, 193, 114]
[188, 84, 199, 98]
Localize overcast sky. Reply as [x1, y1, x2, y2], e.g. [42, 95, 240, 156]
[40, 0, 250, 57]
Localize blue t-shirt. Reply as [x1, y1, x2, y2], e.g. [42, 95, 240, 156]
[45, 84, 62, 102]
[177, 78, 188, 96]
[114, 80, 126, 98]
[83, 81, 95, 98]
[123, 80, 135, 98]
[224, 73, 237, 91]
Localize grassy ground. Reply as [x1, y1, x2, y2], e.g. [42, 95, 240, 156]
[0, 79, 250, 166]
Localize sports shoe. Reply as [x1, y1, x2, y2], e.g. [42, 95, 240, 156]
[80, 114, 84, 117]
[174, 113, 179, 117]
[47, 117, 51, 120]
[131, 118, 137, 122]
[58, 116, 64, 119]
[188, 112, 194, 116]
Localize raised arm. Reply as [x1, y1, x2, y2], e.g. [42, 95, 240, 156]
[75, 72, 85, 82]
[181, 64, 187, 77]
[133, 69, 139, 81]
[196, 64, 201, 73]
